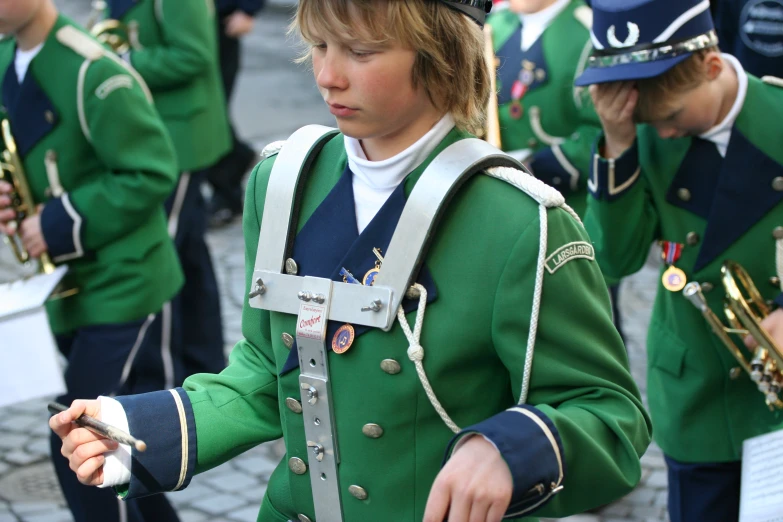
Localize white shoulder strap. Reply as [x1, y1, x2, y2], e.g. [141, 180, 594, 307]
[574, 5, 593, 30]
[762, 76, 783, 89]
[56, 26, 104, 61]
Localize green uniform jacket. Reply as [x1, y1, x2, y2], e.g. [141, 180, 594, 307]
[0, 17, 182, 334]
[488, 1, 601, 218]
[584, 75, 783, 462]
[116, 127, 651, 521]
[108, 0, 231, 171]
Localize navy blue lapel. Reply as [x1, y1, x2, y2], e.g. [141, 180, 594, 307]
[107, 0, 138, 20]
[497, 27, 549, 105]
[281, 166, 439, 375]
[665, 138, 723, 220]
[694, 129, 783, 272]
[1, 60, 58, 157]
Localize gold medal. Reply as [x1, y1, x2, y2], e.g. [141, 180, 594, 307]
[332, 324, 355, 354]
[362, 247, 384, 286]
[662, 265, 687, 292]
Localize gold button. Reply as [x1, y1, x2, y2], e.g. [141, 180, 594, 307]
[348, 485, 368, 500]
[289, 457, 307, 475]
[380, 359, 401, 375]
[44, 110, 54, 124]
[701, 282, 714, 293]
[677, 188, 691, 202]
[285, 397, 302, 414]
[285, 258, 299, 275]
[527, 138, 538, 149]
[773, 177, 783, 192]
[771, 276, 781, 287]
[774, 226, 783, 240]
[686, 232, 700, 246]
[282, 332, 294, 349]
[362, 423, 384, 439]
[298, 515, 312, 522]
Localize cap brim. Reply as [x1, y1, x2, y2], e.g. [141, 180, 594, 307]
[574, 53, 692, 86]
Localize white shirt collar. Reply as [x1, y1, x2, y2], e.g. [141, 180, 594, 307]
[345, 113, 455, 232]
[699, 53, 748, 158]
[518, 0, 571, 51]
[14, 43, 44, 83]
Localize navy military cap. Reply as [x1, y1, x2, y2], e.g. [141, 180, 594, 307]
[438, 0, 493, 26]
[575, 0, 719, 86]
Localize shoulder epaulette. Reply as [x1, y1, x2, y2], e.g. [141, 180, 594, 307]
[261, 141, 285, 160]
[55, 25, 104, 61]
[762, 76, 783, 89]
[574, 5, 593, 30]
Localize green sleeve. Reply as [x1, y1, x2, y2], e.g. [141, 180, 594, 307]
[583, 139, 661, 281]
[128, 0, 213, 90]
[494, 207, 652, 515]
[184, 161, 283, 472]
[66, 59, 178, 252]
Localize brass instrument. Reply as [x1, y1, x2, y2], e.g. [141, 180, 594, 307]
[90, 18, 131, 54]
[0, 119, 56, 275]
[684, 261, 783, 410]
[483, 24, 502, 150]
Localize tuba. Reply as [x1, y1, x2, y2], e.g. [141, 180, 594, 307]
[87, 1, 130, 54]
[0, 119, 56, 275]
[684, 261, 783, 410]
[483, 24, 502, 150]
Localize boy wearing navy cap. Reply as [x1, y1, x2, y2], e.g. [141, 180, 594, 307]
[577, 0, 783, 520]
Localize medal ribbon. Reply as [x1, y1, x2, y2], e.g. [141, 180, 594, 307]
[661, 241, 683, 266]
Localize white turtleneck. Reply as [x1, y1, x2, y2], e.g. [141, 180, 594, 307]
[345, 113, 456, 233]
[699, 53, 748, 158]
[15, 43, 43, 83]
[518, 0, 571, 51]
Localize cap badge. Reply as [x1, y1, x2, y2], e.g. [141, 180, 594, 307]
[607, 22, 640, 48]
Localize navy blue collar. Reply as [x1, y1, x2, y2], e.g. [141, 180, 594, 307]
[280, 165, 438, 375]
[496, 25, 550, 105]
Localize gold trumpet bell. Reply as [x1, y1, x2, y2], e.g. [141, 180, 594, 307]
[90, 19, 131, 55]
[722, 262, 783, 409]
[684, 261, 783, 411]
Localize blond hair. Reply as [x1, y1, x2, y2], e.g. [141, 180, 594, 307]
[293, 0, 489, 135]
[634, 48, 718, 123]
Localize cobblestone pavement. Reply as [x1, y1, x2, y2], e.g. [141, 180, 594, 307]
[0, 2, 668, 521]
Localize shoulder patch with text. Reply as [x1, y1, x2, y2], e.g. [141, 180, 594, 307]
[545, 241, 595, 274]
[95, 75, 134, 99]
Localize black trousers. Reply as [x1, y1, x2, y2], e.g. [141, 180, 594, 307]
[206, 13, 256, 213]
[665, 454, 742, 522]
[50, 317, 180, 522]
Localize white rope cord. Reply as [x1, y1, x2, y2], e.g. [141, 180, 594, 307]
[777, 238, 783, 291]
[396, 284, 461, 434]
[486, 166, 581, 224]
[519, 204, 549, 405]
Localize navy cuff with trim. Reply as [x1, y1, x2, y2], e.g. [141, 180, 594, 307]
[774, 292, 783, 309]
[40, 195, 84, 260]
[443, 405, 564, 518]
[115, 389, 197, 499]
[587, 137, 641, 201]
[530, 147, 578, 196]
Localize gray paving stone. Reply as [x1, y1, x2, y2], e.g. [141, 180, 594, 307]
[2, 450, 44, 467]
[23, 440, 49, 459]
[203, 471, 262, 492]
[189, 494, 249, 516]
[0, 514, 17, 522]
[167, 483, 218, 505]
[9, 501, 60, 515]
[235, 488, 265, 504]
[623, 487, 658, 507]
[232, 456, 278, 478]
[0, 462, 9, 476]
[0, 435, 28, 451]
[599, 502, 634, 518]
[176, 509, 210, 522]
[644, 470, 668, 489]
[19, 508, 73, 522]
[227, 505, 262, 522]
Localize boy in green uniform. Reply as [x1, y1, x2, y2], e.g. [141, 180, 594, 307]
[576, 0, 783, 519]
[487, 0, 598, 217]
[51, 1, 651, 521]
[98, 0, 233, 383]
[0, 0, 183, 520]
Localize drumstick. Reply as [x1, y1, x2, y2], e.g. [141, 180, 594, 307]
[48, 401, 147, 452]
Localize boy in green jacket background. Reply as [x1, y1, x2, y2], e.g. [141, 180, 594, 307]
[578, 0, 783, 519]
[0, 0, 183, 520]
